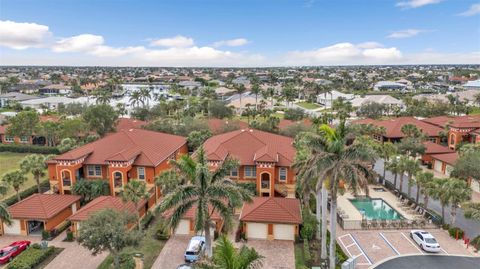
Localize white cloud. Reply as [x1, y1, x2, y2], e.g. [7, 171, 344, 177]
[396, 0, 441, 9]
[149, 35, 194, 47]
[458, 4, 480, 16]
[387, 29, 427, 39]
[283, 42, 402, 65]
[53, 34, 104, 52]
[0, 20, 52, 49]
[213, 38, 249, 47]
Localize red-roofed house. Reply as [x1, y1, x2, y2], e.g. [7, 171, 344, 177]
[68, 196, 145, 235]
[163, 204, 224, 236]
[2, 194, 81, 236]
[422, 115, 480, 149]
[239, 197, 301, 240]
[115, 118, 147, 132]
[431, 152, 458, 176]
[202, 129, 296, 198]
[421, 141, 455, 167]
[47, 129, 188, 204]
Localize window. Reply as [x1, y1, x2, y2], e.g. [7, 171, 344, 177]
[5, 136, 14, 143]
[87, 165, 102, 177]
[279, 167, 287, 182]
[427, 137, 437, 143]
[137, 167, 145, 180]
[20, 136, 29, 143]
[244, 166, 256, 178]
[230, 168, 238, 177]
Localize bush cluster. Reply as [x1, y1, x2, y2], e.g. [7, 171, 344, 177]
[0, 144, 60, 154]
[6, 246, 55, 269]
[154, 220, 170, 240]
[448, 227, 465, 239]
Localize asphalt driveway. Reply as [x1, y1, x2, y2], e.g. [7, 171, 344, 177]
[374, 255, 480, 269]
[152, 235, 190, 269]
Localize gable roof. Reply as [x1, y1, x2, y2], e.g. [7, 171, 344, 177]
[202, 129, 295, 166]
[431, 152, 458, 165]
[240, 197, 302, 224]
[8, 194, 81, 220]
[423, 141, 454, 155]
[51, 128, 186, 166]
[68, 196, 142, 222]
[423, 115, 480, 129]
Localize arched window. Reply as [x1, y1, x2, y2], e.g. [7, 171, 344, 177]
[113, 172, 123, 188]
[61, 170, 71, 186]
[449, 133, 455, 146]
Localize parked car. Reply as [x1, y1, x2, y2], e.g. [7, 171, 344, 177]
[410, 230, 441, 252]
[0, 240, 31, 264]
[184, 236, 205, 263]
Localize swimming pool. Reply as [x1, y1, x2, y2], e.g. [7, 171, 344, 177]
[349, 197, 404, 220]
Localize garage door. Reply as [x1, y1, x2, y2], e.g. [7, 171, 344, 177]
[274, 224, 294, 240]
[433, 160, 443, 173]
[175, 219, 190, 235]
[4, 219, 21, 235]
[247, 223, 267, 239]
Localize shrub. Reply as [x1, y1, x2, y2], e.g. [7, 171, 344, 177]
[303, 239, 311, 265]
[6, 246, 54, 269]
[442, 223, 450, 230]
[448, 227, 464, 239]
[41, 230, 50, 240]
[154, 220, 170, 240]
[284, 108, 305, 121]
[66, 230, 74, 241]
[4, 180, 50, 206]
[0, 144, 60, 154]
[118, 253, 136, 269]
[470, 235, 480, 251]
[141, 211, 154, 230]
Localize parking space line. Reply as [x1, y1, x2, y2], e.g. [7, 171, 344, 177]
[346, 243, 356, 248]
[338, 233, 373, 265]
[338, 234, 355, 258]
[350, 234, 373, 265]
[440, 248, 449, 255]
[379, 232, 400, 256]
[401, 232, 424, 254]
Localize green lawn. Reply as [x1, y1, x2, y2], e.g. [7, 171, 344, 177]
[0, 152, 43, 199]
[296, 102, 320, 110]
[470, 107, 480, 115]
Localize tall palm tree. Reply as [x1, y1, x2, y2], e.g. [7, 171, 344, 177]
[415, 171, 434, 206]
[94, 90, 112, 105]
[139, 87, 151, 108]
[397, 156, 409, 193]
[197, 235, 264, 269]
[405, 159, 421, 198]
[235, 84, 246, 113]
[463, 202, 480, 221]
[20, 154, 51, 193]
[0, 181, 11, 226]
[160, 147, 252, 258]
[378, 142, 397, 180]
[445, 179, 472, 226]
[386, 157, 400, 188]
[297, 122, 376, 269]
[430, 178, 450, 224]
[251, 83, 261, 111]
[129, 91, 142, 108]
[122, 180, 150, 231]
[2, 170, 28, 202]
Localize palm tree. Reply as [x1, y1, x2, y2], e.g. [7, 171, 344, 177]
[378, 142, 397, 180]
[397, 156, 409, 193]
[251, 83, 261, 111]
[122, 180, 150, 231]
[386, 157, 400, 188]
[405, 159, 421, 198]
[463, 202, 480, 221]
[0, 181, 11, 226]
[445, 178, 472, 226]
[430, 178, 450, 224]
[415, 171, 434, 206]
[159, 147, 252, 258]
[2, 170, 27, 202]
[94, 90, 112, 105]
[197, 235, 264, 269]
[20, 154, 51, 193]
[139, 87, 151, 108]
[235, 84, 246, 113]
[129, 91, 142, 108]
[297, 122, 376, 269]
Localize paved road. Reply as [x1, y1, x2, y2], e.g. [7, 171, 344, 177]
[375, 159, 480, 238]
[374, 255, 480, 269]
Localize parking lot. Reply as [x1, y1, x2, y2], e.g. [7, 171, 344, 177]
[337, 229, 474, 268]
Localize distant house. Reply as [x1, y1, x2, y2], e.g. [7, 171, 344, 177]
[462, 79, 480, 90]
[421, 141, 455, 167]
[178, 81, 202, 90]
[47, 129, 188, 203]
[422, 115, 480, 149]
[351, 95, 404, 110]
[39, 84, 72, 95]
[2, 194, 81, 236]
[239, 197, 301, 241]
[20, 96, 90, 110]
[203, 129, 296, 198]
[431, 152, 458, 177]
[373, 81, 408, 92]
[0, 92, 39, 108]
[316, 90, 354, 108]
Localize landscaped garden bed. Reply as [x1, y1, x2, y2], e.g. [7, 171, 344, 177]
[6, 244, 59, 269]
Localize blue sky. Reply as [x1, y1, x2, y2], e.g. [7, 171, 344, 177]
[0, 0, 479, 66]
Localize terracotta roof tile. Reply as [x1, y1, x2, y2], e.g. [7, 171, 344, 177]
[203, 129, 295, 166]
[68, 196, 142, 221]
[116, 118, 147, 131]
[354, 117, 443, 138]
[423, 141, 454, 155]
[8, 194, 81, 220]
[431, 152, 458, 165]
[240, 197, 302, 224]
[423, 115, 480, 129]
[52, 129, 186, 166]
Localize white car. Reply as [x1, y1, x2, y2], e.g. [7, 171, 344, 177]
[410, 230, 441, 252]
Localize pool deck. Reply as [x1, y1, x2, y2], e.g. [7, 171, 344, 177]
[337, 185, 417, 229]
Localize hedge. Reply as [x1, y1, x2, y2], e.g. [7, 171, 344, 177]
[6, 245, 55, 269]
[448, 227, 465, 239]
[3, 180, 50, 206]
[0, 144, 60, 154]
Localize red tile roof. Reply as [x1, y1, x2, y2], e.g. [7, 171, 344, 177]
[68, 196, 142, 222]
[423, 115, 480, 129]
[423, 141, 454, 155]
[202, 129, 295, 166]
[116, 118, 147, 131]
[8, 194, 81, 220]
[354, 117, 443, 138]
[431, 152, 458, 165]
[52, 129, 186, 166]
[240, 197, 302, 224]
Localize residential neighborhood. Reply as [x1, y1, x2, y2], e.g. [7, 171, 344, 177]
[0, 1, 480, 269]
